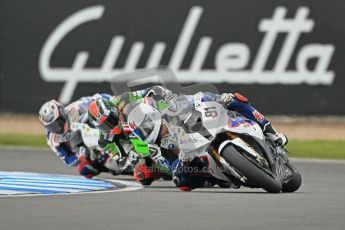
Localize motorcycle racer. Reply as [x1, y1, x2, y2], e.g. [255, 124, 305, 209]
[87, 97, 140, 175]
[127, 88, 288, 190]
[207, 92, 287, 146]
[87, 85, 287, 188]
[112, 85, 287, 147]
[38, 94, 111, 178]
[87, 87, 179, 184]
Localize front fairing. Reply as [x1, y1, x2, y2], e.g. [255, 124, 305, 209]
[173, 99, 266, 152]
[225, 113, 265, 140]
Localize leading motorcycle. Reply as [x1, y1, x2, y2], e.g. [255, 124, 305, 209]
[127, 93, 302, 193]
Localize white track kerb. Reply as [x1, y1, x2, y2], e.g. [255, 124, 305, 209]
[0, 171, 143, 197]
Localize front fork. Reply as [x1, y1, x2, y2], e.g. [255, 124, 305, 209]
[209, 145, 247, 183]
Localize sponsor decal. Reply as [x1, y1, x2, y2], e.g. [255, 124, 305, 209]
[252, 110, 265, 123]
[39, 5, 335, 103]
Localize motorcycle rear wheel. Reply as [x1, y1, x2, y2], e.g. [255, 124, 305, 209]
[221, 144, 282, 193]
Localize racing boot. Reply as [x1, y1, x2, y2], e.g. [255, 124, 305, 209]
[173, 175, 204, 191]
[133, 163, 161, 185]
[263, 122, 288, 146]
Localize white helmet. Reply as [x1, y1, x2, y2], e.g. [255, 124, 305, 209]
[128, 102, 162, 144]
[38, 100, 68, 134]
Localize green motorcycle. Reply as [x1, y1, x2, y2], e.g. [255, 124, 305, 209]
[71, 122, 172, 185]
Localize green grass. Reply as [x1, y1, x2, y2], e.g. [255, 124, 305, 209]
[0, 134, 345, 160]
[0, 133, 47, 148]
[286, 140, 345, 160]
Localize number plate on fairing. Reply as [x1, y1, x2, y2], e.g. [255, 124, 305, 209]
[194, 97, 229, 137]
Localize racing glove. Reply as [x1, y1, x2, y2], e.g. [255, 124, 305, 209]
[217, 93, 234, 105]
[125, 150, 139, 169]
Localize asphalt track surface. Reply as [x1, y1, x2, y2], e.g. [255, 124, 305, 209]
[1, 147, 345, 230]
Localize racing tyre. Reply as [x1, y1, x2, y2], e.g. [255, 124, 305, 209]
[140, 178, 155, 186]
[221, 144, 282, 193]
[162, 174, 173, 181]
[282, 163, 302, 193]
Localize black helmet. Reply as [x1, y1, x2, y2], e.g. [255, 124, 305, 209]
[88, 98, 122, 134]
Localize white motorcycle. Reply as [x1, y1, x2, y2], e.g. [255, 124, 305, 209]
[70, 122, 173, 181]
[70, 122, 100, 149]
[70, 122, 127, 174]
[128, 93, 302, 193]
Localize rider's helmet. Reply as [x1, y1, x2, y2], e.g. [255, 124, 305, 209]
[127, 101, 162, 144]
[38, 100, 69, 135]
[88, 98, 122, 134]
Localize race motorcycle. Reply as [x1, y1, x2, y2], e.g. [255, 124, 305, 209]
[70, 122, 173, 184]
[127, 93, 302, 193]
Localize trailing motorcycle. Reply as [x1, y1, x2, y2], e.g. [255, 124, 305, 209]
[70, 122, 173, 185]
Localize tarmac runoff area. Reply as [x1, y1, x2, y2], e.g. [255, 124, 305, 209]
[0, 147, 345, 230]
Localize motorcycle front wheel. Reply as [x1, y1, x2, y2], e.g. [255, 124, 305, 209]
[221, 144, 282, 193]
[281, 163, 302, 193]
